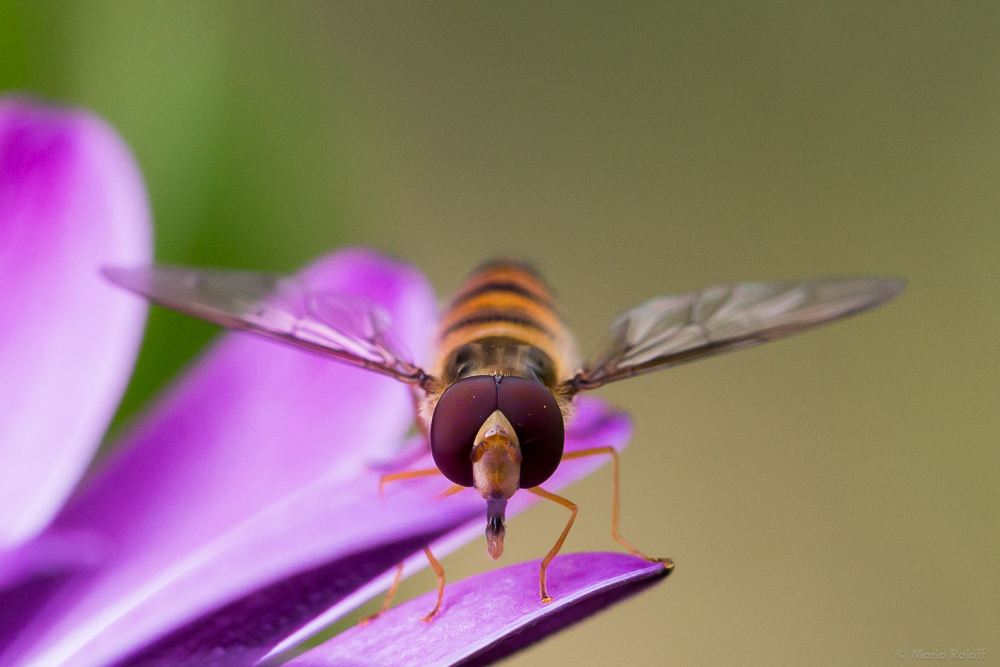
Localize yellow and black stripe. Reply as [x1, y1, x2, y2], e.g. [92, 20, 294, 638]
[434, 260, 580, 382]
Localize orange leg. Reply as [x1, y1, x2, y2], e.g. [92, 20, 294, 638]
[561, 447, 671, 566]
[357, 546, 448, 625]
[435, 483, 466, 500]
[359, 563, 404, 625]
[421, 546, 446, 622]
[363, 468, 449, 624]
[378, 467, 441, 497]
[366, 469, 456, 623]
[527, 487, 578, 603]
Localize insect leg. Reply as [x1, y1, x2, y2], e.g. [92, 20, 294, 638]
[561, 447, 672, 567]
[377, 467, 442, 497]
[421, 546, 446, 622]
[360, 471, 450, 624]
[527, 487, 578, 603]
[435, 484, 467, 500]
[359, 562, 404, 625]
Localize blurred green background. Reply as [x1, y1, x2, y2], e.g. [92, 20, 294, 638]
[3, 2, 996, 665]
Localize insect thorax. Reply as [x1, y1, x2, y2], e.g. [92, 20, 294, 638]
[417, 336, 576, 434]
[441, 337, 557, 386]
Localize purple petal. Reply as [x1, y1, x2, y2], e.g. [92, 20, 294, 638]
[265, 398, 633, 662]
[0, 531, 103, 650]
[0, 531, 104, 592]
[0, 98, 152, 549]
[286, 552, 672, 667]
[4, 249, 437, 666]
[10, 395, 630, 667]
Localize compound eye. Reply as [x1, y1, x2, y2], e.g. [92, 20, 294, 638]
[497, 377, 564, 489]
[430, 375, 498, 486]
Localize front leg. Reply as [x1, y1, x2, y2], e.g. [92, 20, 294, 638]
[377, 467, 442, 497]
[527, 487, 578, 603]
[560, 447, 672, 566]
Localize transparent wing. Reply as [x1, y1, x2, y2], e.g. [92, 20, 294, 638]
[569, 277, 905, 391]
[103, 265, 431, 386]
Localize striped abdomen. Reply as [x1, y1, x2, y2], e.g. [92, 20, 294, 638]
[432, 261, 580, 387]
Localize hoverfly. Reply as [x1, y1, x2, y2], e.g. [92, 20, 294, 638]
[104, 258, 904, 621]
